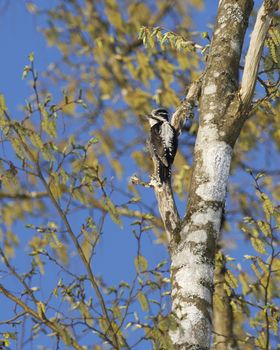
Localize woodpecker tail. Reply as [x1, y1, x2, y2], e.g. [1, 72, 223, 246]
[159, 163, 171, 183]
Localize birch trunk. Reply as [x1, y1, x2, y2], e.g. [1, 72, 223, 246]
[169, 2, 253, 348]
[144, 0, 277, 350]
[148, 0, 278, 349]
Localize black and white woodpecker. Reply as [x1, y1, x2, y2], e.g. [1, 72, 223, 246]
[147, 108, 178, 183]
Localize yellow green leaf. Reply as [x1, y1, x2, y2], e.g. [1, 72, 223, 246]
[251, 237, 266, 254]
[225, 270, 238, 289]
[81, 237, 92, 263]
[104, 197, 123, 228]
[37, 301, 46, 318]
[11, 138, 25, 160]
[134, 255, 148, 273]
[260, 193, 274, 221]
[30, 133, 44, 150]
[251, 263, 262, 280]
[239, 272, 250, 295]
[137, 291, 149, 311]
[257, 220, 271, 237]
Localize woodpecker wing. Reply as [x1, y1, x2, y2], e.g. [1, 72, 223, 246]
[150, 124, 169, 167]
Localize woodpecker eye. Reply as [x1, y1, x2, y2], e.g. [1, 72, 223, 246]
[154, 108, 168, 114]
[152, 108, 169, 121]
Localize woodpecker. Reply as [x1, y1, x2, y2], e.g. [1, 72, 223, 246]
[147, 108, 178, 183]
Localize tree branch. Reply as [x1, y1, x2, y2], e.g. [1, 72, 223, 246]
[171, 75, 202, 134]
[36, 169, 121, 349]
[138, 78, 203, 245]
[0, 311, 26, 325]
[153, 182, 181, 244]
[131, 174, 180, 244]
[0, 284, 83, 350]
[240, 0, 278, 109]
[122, 0, 175, 55]
[0, 247, 38, 305]
[0, 191, 47, 199]
[0, 190, 163, 227]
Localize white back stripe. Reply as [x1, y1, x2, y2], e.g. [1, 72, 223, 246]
[160, 122, 174, 150]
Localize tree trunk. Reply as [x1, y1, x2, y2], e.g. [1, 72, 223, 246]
[147, 0, 278, 349]
[213, 252, 237, 350]
[169, 1, 253, 348]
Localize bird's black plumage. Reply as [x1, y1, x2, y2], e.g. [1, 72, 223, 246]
[148, 109, 177, 183]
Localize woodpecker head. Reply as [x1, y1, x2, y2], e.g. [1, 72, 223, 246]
[147, 108, 169, 127]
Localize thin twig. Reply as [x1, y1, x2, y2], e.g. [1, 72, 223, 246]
[0, 284, 83, 350]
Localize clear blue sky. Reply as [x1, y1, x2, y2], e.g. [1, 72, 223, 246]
[0, 2, 59, 113]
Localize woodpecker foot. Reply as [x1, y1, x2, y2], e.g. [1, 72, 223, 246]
[149, 175, 162, 188]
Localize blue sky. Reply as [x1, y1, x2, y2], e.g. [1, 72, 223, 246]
[0, 2, 58, 112]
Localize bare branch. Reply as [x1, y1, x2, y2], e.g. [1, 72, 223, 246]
[153, 182, 181, 244]
[130, 175, 154, 188]
[132, 174, 180, 243]
[0, 311, 26, 325]
[0, 247, 38, 305]
[240, 0, 278, 108]
[171, 75, 202, 134]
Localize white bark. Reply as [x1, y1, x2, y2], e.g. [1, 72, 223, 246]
[169, 1, 253, 349]
[146, 0, 278, 349]
[195, 127, 232, 202]
[170, 126, 232, 349]
[240, 0, 278, 108]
